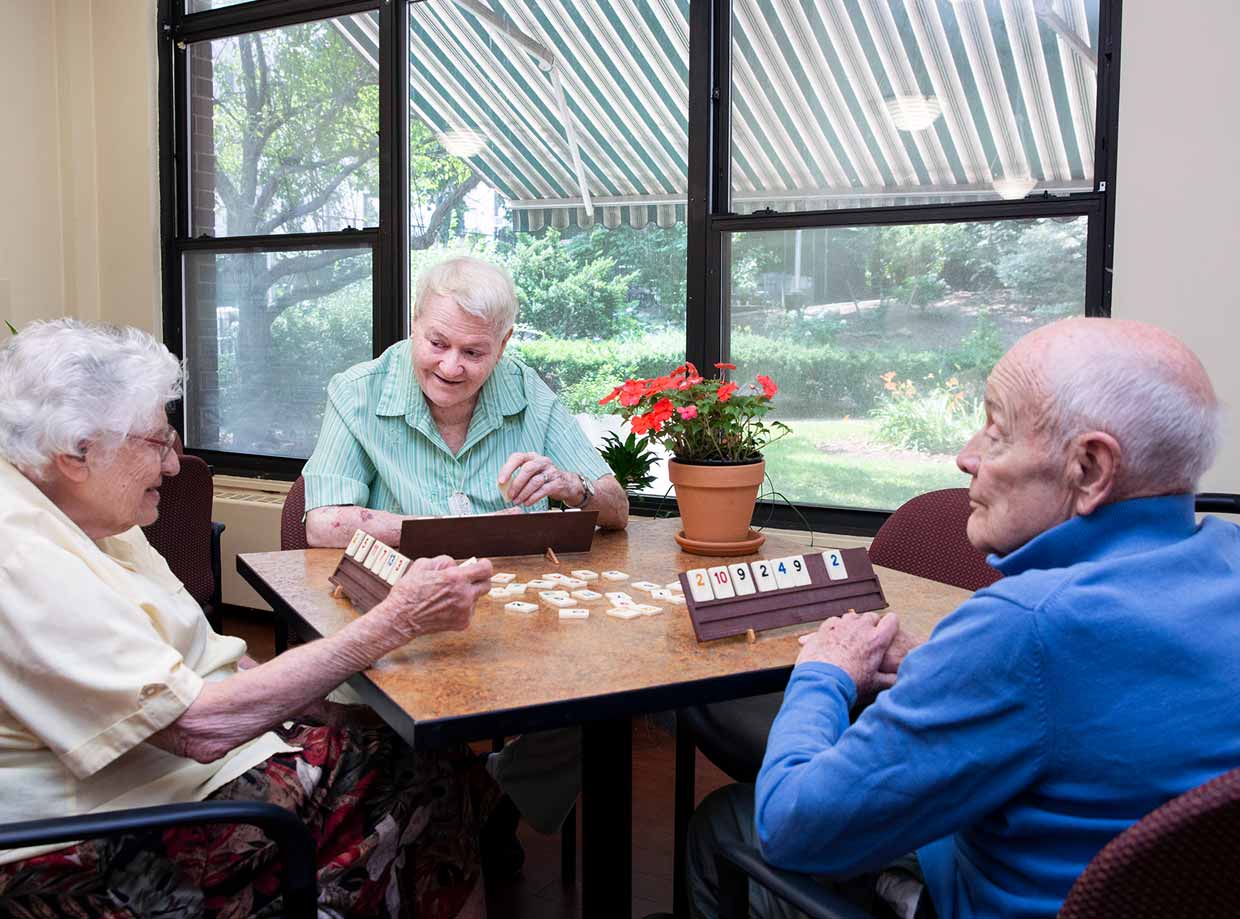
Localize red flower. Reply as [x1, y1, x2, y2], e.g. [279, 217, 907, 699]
[617, 380, 647, 407]
[631, 413, 652, 435]
[677, 405, 698, 420]
[756, 374, 778, 399]
[598, 385, 623, 406]
[714, 362, 737, 371]
[649, 397, 675, 425]
[716, 381, 739, 402]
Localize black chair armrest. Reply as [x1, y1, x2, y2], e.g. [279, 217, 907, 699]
[716, 844, 876, 919]
[0, 801, 316, 918]
[210, 521, 226, 615]
[1196, 493, 1240, 515]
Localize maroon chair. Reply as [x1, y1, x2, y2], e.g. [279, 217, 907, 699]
[716, 766, 1240, 918]
[281, 476, 309, 551]
[868, 487, 1000, 591]
[1058, 765, 1240, 919]
[142, 453, 225, 631]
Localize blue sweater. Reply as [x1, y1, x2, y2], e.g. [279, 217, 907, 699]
[755, 495, 1240, 918]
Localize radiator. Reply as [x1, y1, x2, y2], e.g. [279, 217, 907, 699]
[212, 476, 292, 611]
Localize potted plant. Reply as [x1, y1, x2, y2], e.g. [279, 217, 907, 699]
[600, 362, 789, 555]
[597, 430, 660, 495]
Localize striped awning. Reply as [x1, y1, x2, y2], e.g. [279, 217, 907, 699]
[337, 0, 1098, 231]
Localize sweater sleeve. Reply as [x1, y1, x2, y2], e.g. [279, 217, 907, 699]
[755, 591, 1052, 875]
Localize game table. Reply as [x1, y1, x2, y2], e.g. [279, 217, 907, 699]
[238, 516, 972, 918]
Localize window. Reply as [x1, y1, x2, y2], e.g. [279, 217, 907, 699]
[161, 0, 1118, 529]
[691, 0, 1117, 527]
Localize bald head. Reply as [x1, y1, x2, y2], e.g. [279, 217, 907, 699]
[1000, 318, 1218, 498]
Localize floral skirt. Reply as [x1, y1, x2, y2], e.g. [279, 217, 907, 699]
[0, 722, 499, 919]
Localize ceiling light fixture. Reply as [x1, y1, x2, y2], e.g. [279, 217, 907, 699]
[437, 129, 488, 158]
[991, 174, 1038, 200]
[883, 95, 943, 132]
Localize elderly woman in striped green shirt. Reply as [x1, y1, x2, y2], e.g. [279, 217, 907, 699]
[303, 256, 629, 547]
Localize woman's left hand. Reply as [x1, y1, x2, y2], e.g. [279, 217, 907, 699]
[498, 452, 582, 507]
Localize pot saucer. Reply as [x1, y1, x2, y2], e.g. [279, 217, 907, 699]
[674, 529, 766, 557]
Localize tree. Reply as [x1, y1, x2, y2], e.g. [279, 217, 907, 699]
[199, 16, 479, 453]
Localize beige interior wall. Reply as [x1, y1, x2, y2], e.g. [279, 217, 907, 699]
[1110, 0, 1239, 493]
[0, 0, 158, 333]
[0, 1, 69, 326]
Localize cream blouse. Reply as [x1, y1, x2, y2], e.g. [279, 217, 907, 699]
[0, 457, 295, 864]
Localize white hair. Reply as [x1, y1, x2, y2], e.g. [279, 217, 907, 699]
[1045, 352, 1221, 495]
[0, 319, 183, 477]
[413, 256, 517, 332]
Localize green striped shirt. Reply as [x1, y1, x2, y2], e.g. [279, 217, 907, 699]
[302, 340, 611, 517]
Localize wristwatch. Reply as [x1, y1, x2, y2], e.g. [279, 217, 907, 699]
[571, 472, 595, 508]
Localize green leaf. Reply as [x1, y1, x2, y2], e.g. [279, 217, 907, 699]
[4, 320, 16, 335]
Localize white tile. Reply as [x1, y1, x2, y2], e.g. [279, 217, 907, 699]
[686, 569, 714, 603]
[559, 577, 588, 589]
[605, 606, 644, 620]
[491, 572, 517, 584]
[707, 566, 736, 598]
[527, 579, 557, 590]
[345, 530, 367, 558]
[822, 550, 849, 581]
[558, 608, 590, 620]
[572, 589, 603, 602]
[504, 601, 538, 614]
[487, 587, 512, 600]
[602, 570, 630, 581]
[750, 559, 779, 592]
[773, 557, 799, 589]
[729, 563, 757, 596]
[571, 569, 599, 581]
[605, 591, 635, 607]
[633, 604, 663, 616]
[388, 556, 410, 584]
[353, 534, 375, 562]
[786, 555, 812, 586]
[506, 583, 528, 595]
[631, 581, 662, 593]
[650, 589, 676, 601]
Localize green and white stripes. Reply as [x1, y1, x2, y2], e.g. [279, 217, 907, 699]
[335, 0, 1098, 228]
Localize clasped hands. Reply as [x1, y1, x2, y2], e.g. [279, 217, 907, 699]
[796, 611, 921, 695]
[496, 451, 583, 509]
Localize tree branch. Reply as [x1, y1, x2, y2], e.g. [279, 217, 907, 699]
[259, 153, 375, 234]
[255, 249, 366, 290]
[411, 173, 482, 249]
[267, 260, 372, 313]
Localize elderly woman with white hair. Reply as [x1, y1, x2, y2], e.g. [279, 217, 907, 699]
[301, 254, 630, 874]
[0, 319, 500, 917]
[302, 254, 629, 546]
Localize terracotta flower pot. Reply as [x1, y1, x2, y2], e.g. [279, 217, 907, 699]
[669, 458, 765, 554]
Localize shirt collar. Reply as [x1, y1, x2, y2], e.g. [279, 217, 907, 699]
[989, 493, 1198, 576]
[373, 345, 529, 453]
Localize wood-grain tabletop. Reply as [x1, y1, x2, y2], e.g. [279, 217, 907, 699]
[238, 516, 972, 749]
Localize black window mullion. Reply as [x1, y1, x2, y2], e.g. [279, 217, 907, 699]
[176, 229, 379, 252]
[172, 0, 380, 44]
[1094, 0, 1123, 315]
[685, 0, 717, 373]
[374, 0, 408, 357]
[159, 0, 188, 442]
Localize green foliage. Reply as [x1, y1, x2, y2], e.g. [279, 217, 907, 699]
[506, 229, 639, 338]
[515, 329, 1003, 419]
[572, 224, 687, 326]
[597, 431, 660, 493]
[871, 374, 985, 455]
[998, 220, 1088, 307]
[956, 311, 1005, 370]
[4, 320, 16, 335]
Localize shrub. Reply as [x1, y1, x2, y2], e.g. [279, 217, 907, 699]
[870, 373, 984, 454]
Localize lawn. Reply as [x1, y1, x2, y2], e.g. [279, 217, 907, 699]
[760, 418, 969, 511]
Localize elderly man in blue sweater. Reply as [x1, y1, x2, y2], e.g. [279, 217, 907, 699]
[685, 317, 1240, 919]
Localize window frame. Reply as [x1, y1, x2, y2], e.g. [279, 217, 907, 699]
[684, 0, 1123, 535]
[158, 0, 408, 478]
[158, 0, 1123, 533]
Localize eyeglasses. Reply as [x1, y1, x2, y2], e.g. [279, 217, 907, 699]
[127, 429, 178, 461]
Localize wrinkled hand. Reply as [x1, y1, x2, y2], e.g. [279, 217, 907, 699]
[498, 452, 580, 507]
[380, 555, 493, 640]
[797, 611, 901, 696]
[879, 625, 923, 676]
